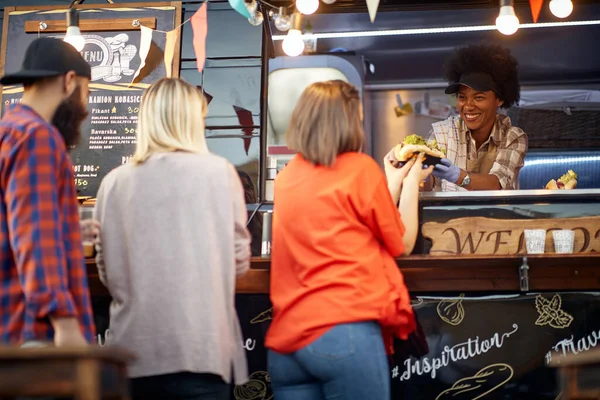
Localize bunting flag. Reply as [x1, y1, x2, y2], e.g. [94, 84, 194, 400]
[529, 0, 543, 23]
[196, 86, 214, 105]
[228, 0, 252, 19]
[195, 86, 252, 155]
[129, 25, 153, 87]
[191, 3, 208, 72]
[366, 0, 380, 23]
[164, 28, 180, 78]
[233, 105, 254, 155]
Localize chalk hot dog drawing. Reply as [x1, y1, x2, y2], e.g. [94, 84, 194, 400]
[435, 363, 514, 400]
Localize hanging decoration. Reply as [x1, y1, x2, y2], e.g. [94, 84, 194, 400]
[366, 0, 380, 23]
[191, 3, 209, 72]
[116, 1, 208, 84]
[529, 0, 544, 23]
[197, 86, 214, 105]
[233, 105, 255, 155]
[164, 28, 180, 78]
[129, 25, 152, 86]
[228, 0, 252, 19]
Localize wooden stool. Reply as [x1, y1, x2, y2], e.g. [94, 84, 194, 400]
[0, 346, 136, 400]
[549, 347, 600, 400]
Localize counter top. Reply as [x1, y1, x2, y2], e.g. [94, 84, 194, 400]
[419, 188, 600, 205]
[86, 253, 600, 296]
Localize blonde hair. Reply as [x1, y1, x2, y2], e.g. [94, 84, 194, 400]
[286, 80, 365, 167]
[131, 78, 208, 164]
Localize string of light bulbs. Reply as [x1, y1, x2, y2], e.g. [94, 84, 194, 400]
[246, 0, 320, 57]
[61, 0, 578, 57]
[264, 0, 578, 56]
[496, 0, 573, 35]
[271, 19, 600, 40]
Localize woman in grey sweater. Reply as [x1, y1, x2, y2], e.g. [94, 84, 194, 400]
[95, 78, 251, 400]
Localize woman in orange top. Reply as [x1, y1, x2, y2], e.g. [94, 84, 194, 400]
[265, 80, 432, 400]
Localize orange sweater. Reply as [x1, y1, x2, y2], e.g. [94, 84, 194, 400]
[265, 152, 416, 354]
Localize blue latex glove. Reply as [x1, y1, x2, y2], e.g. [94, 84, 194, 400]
[432, 158, 460, 183]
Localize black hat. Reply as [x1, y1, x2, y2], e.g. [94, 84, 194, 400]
[444, 72, 501, 97]
[0, 37, 91, 86]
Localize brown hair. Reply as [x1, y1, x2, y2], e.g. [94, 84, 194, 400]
[286, 80, 365, 167]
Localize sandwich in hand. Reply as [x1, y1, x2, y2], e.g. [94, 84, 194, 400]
[393, 134, 446, 165]
[545, 170, 578, 190]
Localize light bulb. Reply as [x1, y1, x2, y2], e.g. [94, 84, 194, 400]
[246, 0, 258, 14]
[248, 11, 264, 26]
[322, 0, 337, 4]
[274, 14, 292, 31]
[550, 0, 573, 18]
[282, 29, 305, 57]
[64, 26, 86, 52]
[296, 0, 319, 15]
[495, 5, 520, 35]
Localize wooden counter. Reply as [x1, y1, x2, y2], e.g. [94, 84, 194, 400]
[86, 253, 600, 296]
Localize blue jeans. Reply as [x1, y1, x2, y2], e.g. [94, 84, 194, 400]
[268, 321, 390, 400]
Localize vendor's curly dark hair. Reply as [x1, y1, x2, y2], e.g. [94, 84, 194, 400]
[444, 43, 520, 109]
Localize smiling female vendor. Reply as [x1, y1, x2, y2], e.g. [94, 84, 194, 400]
[422, 43, 528, 191]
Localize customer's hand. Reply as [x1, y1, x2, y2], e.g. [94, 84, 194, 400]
[54, 329, 88, 347]
[51, 317, 88, 347]
[384, 147, 399, 169]
[384, 151, 414, 189]
[405, 153, 434, 186]
[383, 150, 415, 205]
[432, 158, 460, 184]
[80, 219, 101, 245]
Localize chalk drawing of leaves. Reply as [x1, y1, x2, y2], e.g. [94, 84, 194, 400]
[534, 294, 574, 329]
[535, 295, 551, 313]
[535, 312, 553, 326]
[549, 309, 574, 329]
[549, 295, 562, 311]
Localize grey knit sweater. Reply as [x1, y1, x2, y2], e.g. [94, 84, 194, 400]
[94, 151, 251, 384]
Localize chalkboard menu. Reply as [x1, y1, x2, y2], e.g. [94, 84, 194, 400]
[0, 3, 181, 197]
[91, 292, 600, 399]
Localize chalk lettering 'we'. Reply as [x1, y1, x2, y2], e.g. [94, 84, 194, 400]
[243, 338, 256, 351]
[97, 329, 258, 352]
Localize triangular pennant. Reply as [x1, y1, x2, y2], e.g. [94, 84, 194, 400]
[164, 28, 180, 78]
[228, 0, 252, 19]
[366, 0, 380, 23]
[191, 3, 208, 72]
[129, 25, 153, 87]
[196, 86, 213, 105]
[233, 105, 254, 155]
[529, 0, 543, 23]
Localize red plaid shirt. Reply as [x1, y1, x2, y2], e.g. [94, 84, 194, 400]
[0, 104, 95, 344]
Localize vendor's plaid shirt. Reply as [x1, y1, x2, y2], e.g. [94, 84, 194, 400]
[0, 104, 95, 344]
[429, 114, 529, 191]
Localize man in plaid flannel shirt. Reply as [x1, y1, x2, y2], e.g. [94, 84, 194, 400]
[0, 38, 97, 346]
